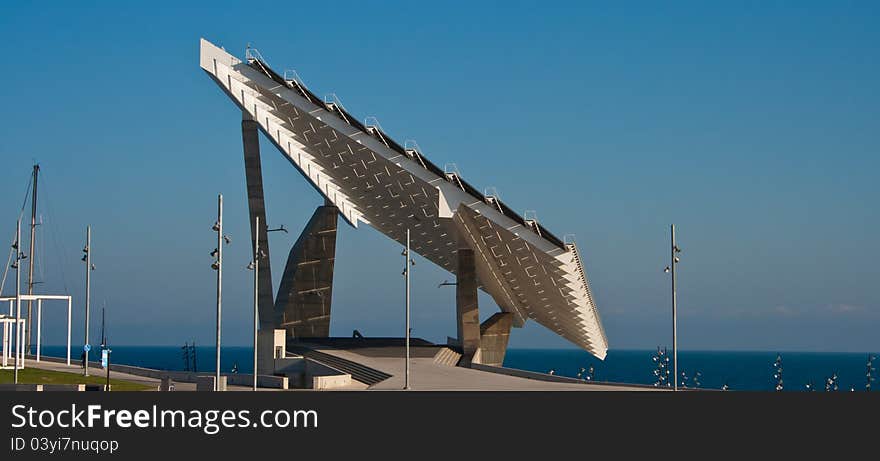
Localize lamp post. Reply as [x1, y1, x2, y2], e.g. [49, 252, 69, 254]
[246, 216, 263, 392]
[211, 194, 230, 391]
[663, 224, 682, 391]
[12, 218, 23, 384]
[81, 226, 93, 377]
[402, 229, 414, 390]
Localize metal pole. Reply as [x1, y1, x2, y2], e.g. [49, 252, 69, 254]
[106, 348, 111, 391]
[25, 164, 38, 355]
[84, 225, 91, 377]
[14, 218, 21, 384]
[253, 216, 259, 391]
[66, 297, 71, 366]
[671, 224, 678, 392]
[215, 194, 223, 391]
[36, 299, 41, 362]
[404, 228, 411, 390]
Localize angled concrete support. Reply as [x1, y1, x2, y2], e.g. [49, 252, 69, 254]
[242, 113, 276, 374]
[479, 313, 513, 367]
[242, 114, 275, 328]
[456, 247, 482, 366]
[275, 204, 338, 338]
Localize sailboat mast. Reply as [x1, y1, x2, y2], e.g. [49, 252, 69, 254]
[25, 164, 39, 353]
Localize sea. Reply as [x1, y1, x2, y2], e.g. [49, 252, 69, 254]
[36, 346, 876, 391]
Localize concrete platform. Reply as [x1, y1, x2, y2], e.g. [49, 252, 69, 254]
[291, 339, 655, 391]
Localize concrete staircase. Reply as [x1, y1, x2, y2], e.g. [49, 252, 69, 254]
[299, 350, 392, 386]
[433, 347, 462, 366]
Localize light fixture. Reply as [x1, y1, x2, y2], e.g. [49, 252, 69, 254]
[211, 261, 220, 270]
[212, 222, 220, 232]
[663, 266, 670, 273]
[81, 254, 88, 262]
[223, 235, 232, 245]
[246, 261, 255, 270]
[210, 248, 219, 258]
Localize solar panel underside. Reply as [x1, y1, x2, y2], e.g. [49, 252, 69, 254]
[199, 39, 608, 359]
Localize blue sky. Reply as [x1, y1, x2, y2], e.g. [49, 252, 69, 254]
[0, 1, 877, 351]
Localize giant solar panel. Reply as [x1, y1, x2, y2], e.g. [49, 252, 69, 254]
[200, 39, 608, 359]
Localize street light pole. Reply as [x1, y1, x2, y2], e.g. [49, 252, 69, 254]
[404, 228, 411, 390]
[252, 216, 259, 392]
[671, 224, 677, 391]
[13, 218, 22, 384]
[663, 224, 682, 391]
[213, 194, 223, 391]
[83, 225, 92, 377]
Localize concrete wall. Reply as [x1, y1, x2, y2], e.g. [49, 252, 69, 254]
[42, 384, 86, 391]
[197, 376, 227, 391]
[0, 384, 43, 391]
[34, 355, 289, 389]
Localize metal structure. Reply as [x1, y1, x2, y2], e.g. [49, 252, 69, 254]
[211, 194, 230, 390]
[199, 39, 608, 359]
[0, 295, 72, 366]
[663, 224, 682, 390]
[246, 216, 264, 391]
[25, 164, 39, 354]
[81, 226, 93, 376]
[12, 218, 22, 382]
[403, 229, 413, 389]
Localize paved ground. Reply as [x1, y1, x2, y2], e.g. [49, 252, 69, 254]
[312, 346, 654, 391]
[24, 348, 656, 391]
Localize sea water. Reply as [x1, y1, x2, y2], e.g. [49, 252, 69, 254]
[36, 346, 875, 391]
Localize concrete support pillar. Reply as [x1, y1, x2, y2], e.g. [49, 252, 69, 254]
[479, 312, 514, 367]
[242, 114, 275, 325]
[275, 205, 338, 339]
[456, 248, 481, 365]
[242, 113, 275, 374]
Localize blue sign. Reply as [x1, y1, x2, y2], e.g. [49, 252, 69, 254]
[101, 349, 109, 368]
[83, 344, 91, 353]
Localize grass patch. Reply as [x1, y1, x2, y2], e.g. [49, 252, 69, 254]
[0, 367, 154, 391]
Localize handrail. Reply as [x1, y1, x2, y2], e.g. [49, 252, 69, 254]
[323, 93, 350, 124]
[364, 116, 390, 147]
[403, 140, 428, 169]
[283, 69, 307, 88]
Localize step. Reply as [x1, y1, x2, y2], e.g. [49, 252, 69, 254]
[299, 349, 391, 386]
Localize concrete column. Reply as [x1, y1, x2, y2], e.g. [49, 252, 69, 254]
[275, 205, 338, 339]
[242, 113, 275, 373]
[456, 248, 481, 365]
[479, 312, 514, 367]
[242, 113, 275, 327]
